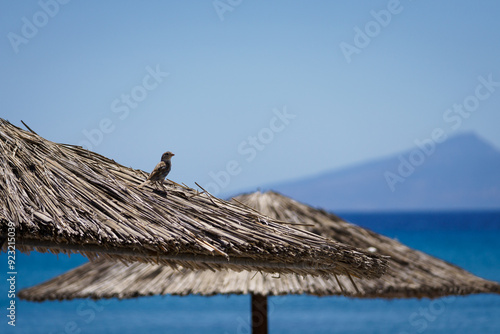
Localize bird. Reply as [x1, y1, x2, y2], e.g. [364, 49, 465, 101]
[138, 151, 175, 191]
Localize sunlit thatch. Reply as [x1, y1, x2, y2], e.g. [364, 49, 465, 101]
[0, 119, 388, 277]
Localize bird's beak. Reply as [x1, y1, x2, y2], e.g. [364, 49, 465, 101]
[171, 153, 175, 156]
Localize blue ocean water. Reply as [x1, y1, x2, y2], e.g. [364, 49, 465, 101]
[1, 211, 499, 334]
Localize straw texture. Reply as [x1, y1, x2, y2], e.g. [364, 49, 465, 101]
[0, 119, 387, 277]
[18, 191, 500, 301]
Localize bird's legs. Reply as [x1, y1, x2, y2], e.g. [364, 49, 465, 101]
[153, 180, 167, 192]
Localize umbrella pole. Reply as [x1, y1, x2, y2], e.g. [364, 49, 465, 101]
[251, 293, 268, 334]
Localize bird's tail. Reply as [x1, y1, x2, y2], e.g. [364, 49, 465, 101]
[138, 180, 149, 188]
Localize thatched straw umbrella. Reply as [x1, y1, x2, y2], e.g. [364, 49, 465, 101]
[0, 119, 388, 277]
[18, 191, 500, 333]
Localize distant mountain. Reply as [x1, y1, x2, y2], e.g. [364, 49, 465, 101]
[261, 132, 500, 211]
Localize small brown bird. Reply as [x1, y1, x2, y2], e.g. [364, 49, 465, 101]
[139, 151, 174, 190]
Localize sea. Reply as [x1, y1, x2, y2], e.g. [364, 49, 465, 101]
[1, 211, 499, 334]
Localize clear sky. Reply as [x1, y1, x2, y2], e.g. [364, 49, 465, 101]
[1, 1, 499, 196]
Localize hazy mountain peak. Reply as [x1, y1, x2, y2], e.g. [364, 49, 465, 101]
[260, 133, 500, 211]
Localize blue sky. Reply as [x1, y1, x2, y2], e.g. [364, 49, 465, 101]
[1, 0, 500, 196]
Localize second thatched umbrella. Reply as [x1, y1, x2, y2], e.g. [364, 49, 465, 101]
[19, 191, 500, 333]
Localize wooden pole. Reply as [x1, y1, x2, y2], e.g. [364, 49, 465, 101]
[251, 293, 268, 334]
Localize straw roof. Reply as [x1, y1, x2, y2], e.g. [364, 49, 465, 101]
[18, 191, 500, 301]
[0, 119, 388, 277]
